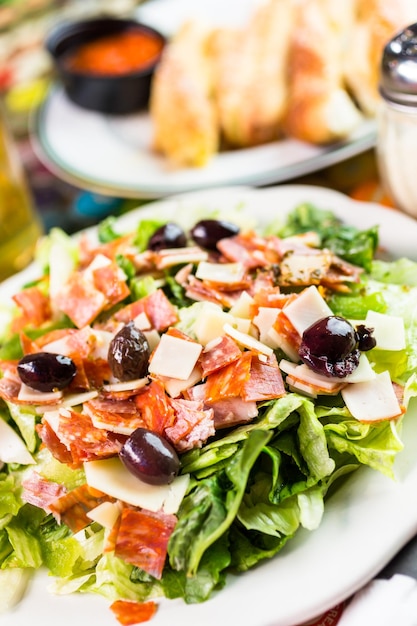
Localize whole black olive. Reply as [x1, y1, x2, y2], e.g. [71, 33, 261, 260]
[108, 321, 150, 381]
[17, 352, 77, 392]
[190, 219, 240, 251]
[119, 427, 180, 485]
[147, 222, 187, 251]
[299, 316, 360, 378]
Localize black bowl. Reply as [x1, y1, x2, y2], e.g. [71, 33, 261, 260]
[45, 16, 166, 115]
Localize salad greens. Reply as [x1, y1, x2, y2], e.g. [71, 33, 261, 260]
[0, 201, 416, 622]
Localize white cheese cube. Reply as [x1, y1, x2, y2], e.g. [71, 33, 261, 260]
[365, 310, 406, 351]
[283, 286, 333, 335]
[149, 334, 202, 380]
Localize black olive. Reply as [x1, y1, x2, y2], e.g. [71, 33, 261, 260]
[108, 321, 150, 381]
[190, 219, 240, 251]
[355, 324, 377, 352]
[17, 352, 77, 392]
[299, 316, 360, 378]
[147, 222, 187, 251]
[119, 427, 180, 485]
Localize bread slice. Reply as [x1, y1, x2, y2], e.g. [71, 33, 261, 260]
[208, 0, 295, 147]
[149, 20, 218, 167]
[284, 0, 363, 144]
[344, 0, 417, 116]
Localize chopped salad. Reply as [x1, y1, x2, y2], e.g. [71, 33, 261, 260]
[1, 197, 417, 625]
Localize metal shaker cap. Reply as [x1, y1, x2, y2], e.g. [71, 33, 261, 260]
[380, 22, 417, 106]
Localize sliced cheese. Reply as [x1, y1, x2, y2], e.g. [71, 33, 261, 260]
[365, 310, 406, 351]
[343, 354, 376, 383]
[133, 311, 152, 331]
[87, 501, 123, 529]
[252, 307, 280, 345]
[18, 384, 63, 404]
[156, 247, 208, 269]
[143, 329, 161, 351]
[267, 327, 300, 362]
[224, 323, 273, 356]
[102, 377, 149, 393]
[341, 370, 402, 422]
[195, 261, 245, 284]
[228, 291, 254, 319]
[148, 333, 202, 380]
[279, 359, 345, 393]
[0, 418, 35, 465]
[162, 366, 203, 398]
[193, 305, 233, 346]
[282, 286, 333, 335]
[84, 457, 189, 513]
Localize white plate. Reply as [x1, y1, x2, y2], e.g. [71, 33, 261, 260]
[2, 185, 417, 626]
[32, 86, 376, 200]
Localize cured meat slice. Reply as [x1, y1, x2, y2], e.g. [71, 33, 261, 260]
[114, 507, 177, 579]
[110, 599, 157, 625]
[134, 380, 175, 435]
[243, 353, 286, 402]
[204, 351, 252, 402]
[165, 398, 215, 451]
[48, 483, 113, 532]
[11, 285, 51, 332]
[115, 289, 178, 331]
[199, 335, 242, 377]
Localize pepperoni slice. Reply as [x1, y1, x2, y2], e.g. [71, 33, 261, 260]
[110, 599, 157, 625]
[114, 507, 177, 579]
[204, 351, 252, 402]
[199, 336, 242, 377]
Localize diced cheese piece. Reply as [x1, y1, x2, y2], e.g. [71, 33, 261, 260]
[133, 311, 152, 330]
[156, 247, 208, 269]
[18, 384, 63, 404]
[162, 366, 202, 398]
[267, 327, 300, 362]
[343, 354, 376, 383]
[149, 334, 202, 380]
[195, 261, 245, 284]
[224, 323, 273, 356]
[84, 457, 189, 513]
[87, 501, 122, 529]
[341, 371, 402, 422]
[0, 418, 35, 465]
[162, 474, 190, 514]
[102, 377, 149, 393]
[234, 317, 252, 334]
[193, 305, 234, 346]
[83, 253, 112, 280]
[282, 286, 333, 335]
[143, 329, 160, 351]
[36, 390, 99, 413]
[229, 291, 254, 318]
[252, 307, 280, 345]
[365, 310, 406, 351]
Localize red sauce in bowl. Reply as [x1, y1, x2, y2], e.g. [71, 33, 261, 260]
[64, 29, 164, 75]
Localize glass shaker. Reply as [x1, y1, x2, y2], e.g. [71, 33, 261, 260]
[0, 100, 43, 281]
[377, 23, 417, 218]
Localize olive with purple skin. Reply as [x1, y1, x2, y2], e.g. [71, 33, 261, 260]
[147, 222, 187, 251]
[190, 219, 240, 251]
[17, 352, 77, 392]
[119, 427, 180, 485]
[108, 321, 150, 381]
[299, 315, 367, 378]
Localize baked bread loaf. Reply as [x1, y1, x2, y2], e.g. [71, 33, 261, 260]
[149, 20, 218, 167]
[344, 0, 417, 116]
[208, 0, 295, 147]
[284, 0, 363, 144]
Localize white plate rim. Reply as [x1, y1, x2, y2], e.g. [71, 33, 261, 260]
[2, 184, 417, 626]
[30, 87, 376, 200]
